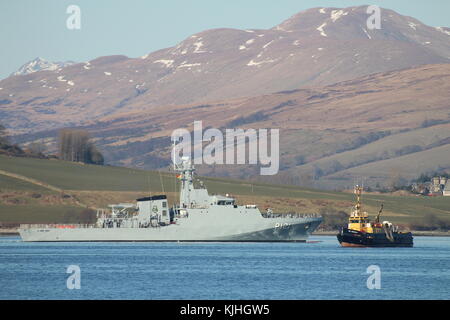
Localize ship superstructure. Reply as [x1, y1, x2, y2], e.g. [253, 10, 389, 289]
[20, 158, 322, 242]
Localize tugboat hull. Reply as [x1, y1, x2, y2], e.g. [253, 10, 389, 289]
[337, 228, 413, 247]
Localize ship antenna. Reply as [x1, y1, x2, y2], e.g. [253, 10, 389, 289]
[359, 185, 362, 214]
[147, 173, 152, 198]
[174, 167, 178, 208]
[159, 169, 165, 194]
[172, 140, 178, 206]
[172, 139, 176, 171]
[355, 184, 362, 216]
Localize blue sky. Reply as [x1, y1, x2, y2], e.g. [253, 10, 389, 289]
[0, 0, 449, 79]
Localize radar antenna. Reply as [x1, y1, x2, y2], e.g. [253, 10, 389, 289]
[375, 204, 384, 223]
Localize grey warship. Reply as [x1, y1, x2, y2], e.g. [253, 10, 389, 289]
[20, 157, 322, 242]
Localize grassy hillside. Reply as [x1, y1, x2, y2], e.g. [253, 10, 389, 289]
[0, 174, 51, 192]
[322, 144, 450, 188]
[1, 155, 449, 227]
[290, 124, 450, 189]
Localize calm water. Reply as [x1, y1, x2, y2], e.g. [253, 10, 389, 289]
[0, 236, 449, 300]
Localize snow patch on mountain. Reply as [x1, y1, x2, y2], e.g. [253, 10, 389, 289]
[247, 59, 276, 67]
[435, 27, 450, 36]
[177, 62, 201, 69]
[330, 10, 348, 22]
[263, 40, 274, 49]
[193, 41, 206, 53]
[408, 22, 418, 30]
[154, 60, 174, 68]
[12, 57, 75, 76]
[317, 23, 328, 37]
[362, 27, 372, 39]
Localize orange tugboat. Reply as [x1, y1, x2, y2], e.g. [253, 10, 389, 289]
[337, 186, 413, 247]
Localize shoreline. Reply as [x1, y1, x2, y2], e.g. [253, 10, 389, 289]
[2, 229, 450, 237]
[0, 229, 20, 235]
[313, 230, 450, 237]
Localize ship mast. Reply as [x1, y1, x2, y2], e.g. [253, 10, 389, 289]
[175, 157, 195, 208]
[352, 185, 363, 217]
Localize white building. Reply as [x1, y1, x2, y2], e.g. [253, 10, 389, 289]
[444, 181, 450, 196]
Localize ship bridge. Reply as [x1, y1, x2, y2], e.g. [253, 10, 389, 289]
[175, 157, 236, 209]
[211, 195, 235, 206]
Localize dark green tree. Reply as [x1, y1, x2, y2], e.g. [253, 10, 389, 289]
[0, 123, 8, 146]
[58, 129, 104, 165]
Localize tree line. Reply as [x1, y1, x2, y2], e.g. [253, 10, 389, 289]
[0, 123, 28, 157]
[1, 123, 103, 164]
[58, 129, 104, 165]
[0, 124, 8, 146]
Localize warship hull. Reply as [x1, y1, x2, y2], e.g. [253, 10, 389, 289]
[337, 228, 414, 247]
[20, 218, 322, 242]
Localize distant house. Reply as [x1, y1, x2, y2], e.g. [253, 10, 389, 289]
[444, 181, 450, 197]
[430, 176, 448, 196]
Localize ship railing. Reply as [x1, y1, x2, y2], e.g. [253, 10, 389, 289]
[260, 213, 321, 219]
[19, 223, 97, 229]
[191, 205, 210, 209]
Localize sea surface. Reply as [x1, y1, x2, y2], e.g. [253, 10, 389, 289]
[0, 235, 449, 300]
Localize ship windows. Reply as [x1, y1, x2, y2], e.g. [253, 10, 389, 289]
[162, 201, 167, 208]
[350, 219, 369, 224]
[217, 200, 235, 206]
[162, 210, 167, 217]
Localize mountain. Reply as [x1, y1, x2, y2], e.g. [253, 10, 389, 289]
[1, 6, 450, 189]
[11, 63, 450, 189]
[1, 6, 449, 135]
[11, 57, 75, 77]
